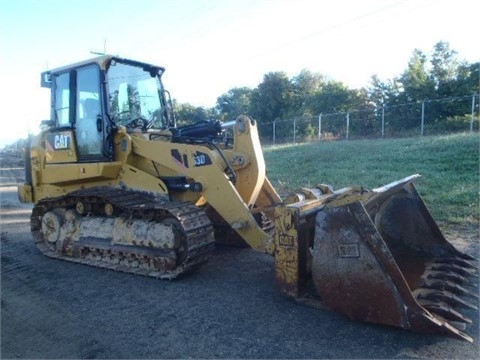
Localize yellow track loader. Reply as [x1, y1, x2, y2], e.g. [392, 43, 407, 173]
[18, 55, 478, 342]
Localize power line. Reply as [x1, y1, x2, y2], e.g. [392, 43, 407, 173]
[250, 1, 406, 60]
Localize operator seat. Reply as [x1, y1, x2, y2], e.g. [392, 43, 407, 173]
[83, 98, 100, 119]
[77, 98, 102, 156]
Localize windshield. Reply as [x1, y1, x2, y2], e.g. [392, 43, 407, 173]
[107, 60, 168, 129]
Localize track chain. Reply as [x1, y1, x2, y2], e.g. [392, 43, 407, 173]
[31, 187, 215, 279]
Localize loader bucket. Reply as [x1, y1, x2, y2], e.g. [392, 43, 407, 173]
[311, 176, 478, 342]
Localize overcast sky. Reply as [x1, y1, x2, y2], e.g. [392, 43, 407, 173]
[0, 0, 478, 146]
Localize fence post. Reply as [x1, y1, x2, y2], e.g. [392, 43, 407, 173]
[421, 100, 425, 136]
[293, 118, 296, 144]
[318, 113, 322, 141]
[273, 119, 276, 144]
[381, 106, 385, 140]
[471, 93, 476, 133]
[346, 112, 350, 140]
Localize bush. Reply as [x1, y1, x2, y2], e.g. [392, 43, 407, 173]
[427, 115, 478, 134]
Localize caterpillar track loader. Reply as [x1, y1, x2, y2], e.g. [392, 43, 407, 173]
[18, 55, 478, 342]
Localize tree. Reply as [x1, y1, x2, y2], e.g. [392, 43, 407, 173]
[173, 101, 217, 126]
[291, 69, 325, 115]
[216, 87, 253, 121]
[249, 71, 294, 124]
[309, 80, 364, 114]
[451, 61, 480, 127]
[366, 75, 399, 107]
[306, 81, 370, 137]
[428, 42, 473, 124]
[169, 40, 477, 138]
[397, 49, 436, 103]
[430, 41, 459, 96]
[454, 61, 480, 96]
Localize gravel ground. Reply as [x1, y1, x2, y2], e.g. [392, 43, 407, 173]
[1, 164, 478, 359]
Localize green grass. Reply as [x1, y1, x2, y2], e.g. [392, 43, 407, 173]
[263, 133, 479, 226]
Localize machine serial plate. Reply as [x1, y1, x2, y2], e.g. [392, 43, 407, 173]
[338, 244, 360, 258]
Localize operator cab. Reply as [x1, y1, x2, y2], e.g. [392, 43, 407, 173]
[41, 55, 174, 162]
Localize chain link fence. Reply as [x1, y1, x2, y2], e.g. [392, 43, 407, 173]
[257, 94, 479, 144]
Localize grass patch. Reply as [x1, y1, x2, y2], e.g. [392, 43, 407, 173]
[263, 133, 479, 226]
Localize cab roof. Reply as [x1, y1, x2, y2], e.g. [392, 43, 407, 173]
[41, 55, 166, 88]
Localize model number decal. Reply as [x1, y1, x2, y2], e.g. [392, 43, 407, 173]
[194, 154, 207, 166]
[193, 152, 212, 167]
[171, 150, 212, 168]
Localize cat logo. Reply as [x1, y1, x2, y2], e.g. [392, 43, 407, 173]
[54, 134, 71, 150]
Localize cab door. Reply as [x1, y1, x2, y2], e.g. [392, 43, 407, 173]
[75, 64, 104, 161]
[45, 64, 107, 164]
[44, 70, 78, 164]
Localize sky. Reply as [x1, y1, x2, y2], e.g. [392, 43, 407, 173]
[0, 0, 478, 147]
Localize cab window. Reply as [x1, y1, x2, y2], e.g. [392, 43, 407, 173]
[54, 72, 70, 126]
[75, 65, 103, 157]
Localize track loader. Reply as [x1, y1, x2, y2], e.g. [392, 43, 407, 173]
[18, 55, 478, 342]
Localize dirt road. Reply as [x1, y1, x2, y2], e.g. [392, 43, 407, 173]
[1, 164, 478, 359]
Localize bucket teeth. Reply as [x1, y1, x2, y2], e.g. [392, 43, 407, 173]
[414, 257, 479, 337]
[447, 321, 467, 331]
[428, 262, 479, 278]
[414, 289, 478, 310]
[419, 300, 472, 325]
[435, 257, 479, 271]
[456, 253, 480, 264]
[422, 279, 480, 299]
[441, 321, 473, 343]
[425, 270, 468, 285]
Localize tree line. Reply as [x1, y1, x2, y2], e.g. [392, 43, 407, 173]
[2, 41, 478, 153]
[174, 41, 479, 138]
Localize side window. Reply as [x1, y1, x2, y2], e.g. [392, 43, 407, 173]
[77, 65, 101, 120]
[75, 65, 103, 158]
[54, 73, 70, 126]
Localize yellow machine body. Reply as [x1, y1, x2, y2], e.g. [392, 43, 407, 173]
[19, 55, 478, 342]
